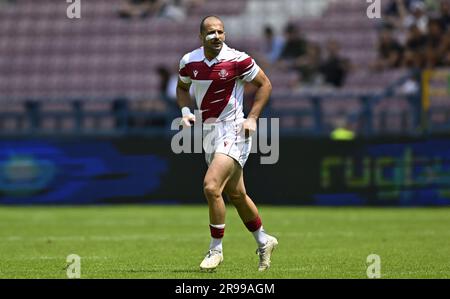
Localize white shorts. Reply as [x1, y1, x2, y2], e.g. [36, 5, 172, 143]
[203, 119, 252, 168]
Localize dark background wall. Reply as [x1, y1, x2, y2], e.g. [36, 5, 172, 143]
[1, 136, 450, 206]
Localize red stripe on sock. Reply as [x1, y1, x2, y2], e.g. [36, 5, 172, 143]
[245, 215, 262, 232]
[209, 225, 225, 238]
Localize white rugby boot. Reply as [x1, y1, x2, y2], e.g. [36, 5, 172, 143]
[256, 235, 278, 271]
[200, 249, 223, 271]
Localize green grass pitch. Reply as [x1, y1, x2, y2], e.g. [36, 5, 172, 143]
[0, 205, 449, 278]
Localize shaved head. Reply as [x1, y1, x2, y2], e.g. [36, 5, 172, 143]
[200, 15, 223, 34]
[199, 15, 226, 60]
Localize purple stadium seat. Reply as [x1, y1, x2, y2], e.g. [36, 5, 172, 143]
[0, 0, 416, 137]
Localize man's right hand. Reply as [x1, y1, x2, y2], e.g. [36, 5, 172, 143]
[180, 113, 196, 127]
[180, 107, 196, 127]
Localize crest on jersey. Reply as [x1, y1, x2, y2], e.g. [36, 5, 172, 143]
[224, 141, 229, 147]
[219, 69, 228, 78]
[193, 70, 198, 78]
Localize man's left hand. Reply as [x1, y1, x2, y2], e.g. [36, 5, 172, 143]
[242, 117, 257, 138]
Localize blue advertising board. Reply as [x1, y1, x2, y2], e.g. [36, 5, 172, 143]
[1, 137, 450, 206]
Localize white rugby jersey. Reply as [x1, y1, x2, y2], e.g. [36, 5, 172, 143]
[178, 43, 260, 123]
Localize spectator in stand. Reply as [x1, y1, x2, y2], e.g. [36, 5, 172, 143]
[294, 42, 322, 85]
[371, 27, 404, 70]
[403, 1, 429, 33]
[261, 25, 285, 65]
[438, 0, 450, 31]
[160, 0, 205, 22]
[402, 24, 427, 68]
[319, 40, 351, 88]
[156, 65, 178, 111]
[385, 0, 414, 16]
[384, 0, 415, 29]
[405, 24, 428, 52]
[160, 0, 187, 21]
[424, 19, 446, 67]
[278, 22, 308, 68]
[118, 0, 167, 19]
[441, 30, 450, 66]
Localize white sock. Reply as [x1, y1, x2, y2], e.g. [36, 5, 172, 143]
[252, 226, 268, 247]
[209, 224, 225, 252]
[209, 237, 223, 252]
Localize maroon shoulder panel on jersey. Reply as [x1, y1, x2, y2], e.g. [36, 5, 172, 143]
[236, 57, 254, 76]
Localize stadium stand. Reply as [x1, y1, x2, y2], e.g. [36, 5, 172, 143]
[0, 0, 448, 136]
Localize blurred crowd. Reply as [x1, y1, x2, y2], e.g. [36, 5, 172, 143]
[115, 0, 450, 99]
[372, 0, 450, 70]
[116, 0, 353, 91]
[257, 0, 450, 90]
[259, 22, 352, 90]
[117, 0, 450, 93]
[118, 0, 204, 21]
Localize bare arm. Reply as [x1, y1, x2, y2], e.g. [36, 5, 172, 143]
[247, 68, 272, 120]
[176, 78, 195, 127]
[242, 69, 272, 137]
[176, 78, 192, 108]
[396, 0, 408, 22]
